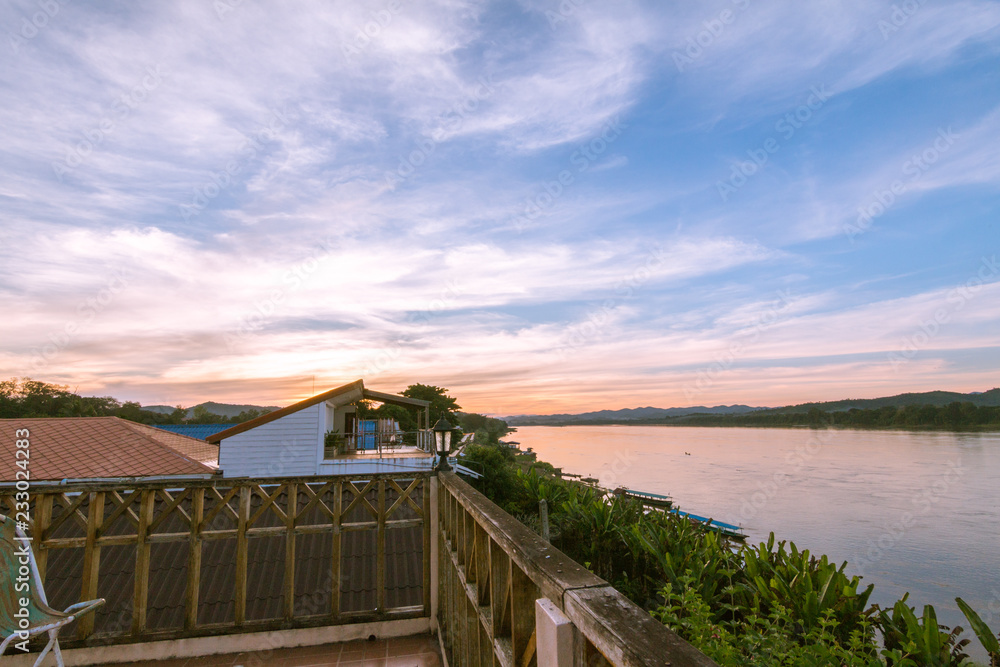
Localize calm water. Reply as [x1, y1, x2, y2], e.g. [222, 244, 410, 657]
[515, 425, 1000, 658]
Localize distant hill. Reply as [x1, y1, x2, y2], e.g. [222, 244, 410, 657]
[142, 402, 280, 419]
[506, 404, 762, 426]
[506, 389, 1000, 426]
[764, 388, 1000, 414]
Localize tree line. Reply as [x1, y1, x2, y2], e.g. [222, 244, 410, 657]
[673, 402, 1000, 429]
[0, 378, 266, 424]
[1, 378, 513, 441]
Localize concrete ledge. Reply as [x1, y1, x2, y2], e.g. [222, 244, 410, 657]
[4, 617, 431, 666]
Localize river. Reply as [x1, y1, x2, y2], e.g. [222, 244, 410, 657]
[514, 425, 1000, 659]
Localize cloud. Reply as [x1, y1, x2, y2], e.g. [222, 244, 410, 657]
[1, 0, 997, 411]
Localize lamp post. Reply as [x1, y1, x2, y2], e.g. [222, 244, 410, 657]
[432, 417, 454, 472]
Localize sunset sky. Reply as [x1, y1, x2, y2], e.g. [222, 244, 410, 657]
[1, 1, 998, 415]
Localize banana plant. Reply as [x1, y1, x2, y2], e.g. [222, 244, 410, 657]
[956, 597, 1000, 666]
[741, 535, 874, 643]
[877, 598, 970, 666]
[517, 468, 568, 506]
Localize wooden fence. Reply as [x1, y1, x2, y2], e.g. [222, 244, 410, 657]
[0, 473, 431, 646]
[437, 472, 717, 667]
[1, 469, 716, 666]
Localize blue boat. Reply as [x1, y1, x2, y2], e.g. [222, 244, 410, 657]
[615, 487, 746, 540]
[670, 509, 747, 541]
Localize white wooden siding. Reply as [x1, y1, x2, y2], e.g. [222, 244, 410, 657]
[218, 404, 321, 477]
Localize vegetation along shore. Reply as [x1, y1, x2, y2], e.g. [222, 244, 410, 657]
[459, 426, 1000, 665]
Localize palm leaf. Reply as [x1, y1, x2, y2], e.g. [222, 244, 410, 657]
[956, 597, 1000, 655]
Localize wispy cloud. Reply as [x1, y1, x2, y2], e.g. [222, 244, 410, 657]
[1, 0, 997, 411]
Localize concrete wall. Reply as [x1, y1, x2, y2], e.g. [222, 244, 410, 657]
[219, 403, 322, 477]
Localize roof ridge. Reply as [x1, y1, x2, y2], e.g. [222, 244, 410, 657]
[115, 418, 217, 471]
[207, 379, 365, 443]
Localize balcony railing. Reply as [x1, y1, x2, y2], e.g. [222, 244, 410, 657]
[436, 472, 717, 667]
[1, 470, 715, 666]
[0, 473, 431, 646]
[324, 429, 436, 458]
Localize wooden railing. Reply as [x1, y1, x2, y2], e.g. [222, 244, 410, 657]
[436, 472, 718, 667]
[1, 469, 715, 665]
[0, 473, 431, 647]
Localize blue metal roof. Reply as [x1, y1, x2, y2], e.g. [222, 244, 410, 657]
[152, 424, 235, 440]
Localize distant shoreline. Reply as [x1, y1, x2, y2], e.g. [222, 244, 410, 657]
[512, 422, 1000, 433]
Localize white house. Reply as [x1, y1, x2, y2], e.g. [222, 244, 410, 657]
[208, 380, 437, 477]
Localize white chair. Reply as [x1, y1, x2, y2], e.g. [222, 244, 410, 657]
[1, 514, 105, 666]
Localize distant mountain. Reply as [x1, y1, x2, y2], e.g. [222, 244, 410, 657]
[141, 402, 280, 418]
[505, 389, 1000, 426]
[762, 388, 1000, 414]
[506, 404, 763, 425]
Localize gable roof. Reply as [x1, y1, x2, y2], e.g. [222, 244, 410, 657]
[207, 380, 430, 444]
[0, 417, 218, 483]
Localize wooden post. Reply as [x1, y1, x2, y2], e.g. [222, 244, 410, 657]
[539, 499, 550, 543]
[511, 562, 537, 667]
[429, 476, 438, 628]
[185, 487, 204, 630]
[475, 523, 490, 605]
[490, 537, 511, 638]
[331, 481, 342, 618]
[34, 493, 52, 583]
[132, 489, 155, 635]
[78, 491, 105, 639]
[376, 479, 386, 611]
[284, 482, 297, 620]
[235, 485, 250, 626]
[423, 476, 432, 617]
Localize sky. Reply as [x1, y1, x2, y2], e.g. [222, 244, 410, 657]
[1, 0, 998, 415]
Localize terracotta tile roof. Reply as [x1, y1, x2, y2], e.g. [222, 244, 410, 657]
[0, 417, 218, 483]
[119, 420, 220, 468]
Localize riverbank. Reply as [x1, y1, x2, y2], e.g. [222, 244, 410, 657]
[503, 425, 1000, 665]
[512, 420, 1000, 432]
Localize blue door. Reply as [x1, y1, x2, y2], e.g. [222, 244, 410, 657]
[359, 420, 377, 450]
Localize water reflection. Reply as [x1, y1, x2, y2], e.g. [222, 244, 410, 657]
[515, 425, 1000, 660]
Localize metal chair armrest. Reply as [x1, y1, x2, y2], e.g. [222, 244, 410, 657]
[63, 598, 106, 617]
